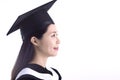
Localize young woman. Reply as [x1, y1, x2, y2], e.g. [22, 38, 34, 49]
[7, 0, 62, 80]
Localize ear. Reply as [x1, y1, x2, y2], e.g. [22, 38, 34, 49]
[30, 36, 39, 46]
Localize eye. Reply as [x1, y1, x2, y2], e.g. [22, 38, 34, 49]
[51, 33, 58, 37]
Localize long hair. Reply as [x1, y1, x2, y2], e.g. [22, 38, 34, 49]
[11, 22, 53, 80]
[11, 39, 34, 80]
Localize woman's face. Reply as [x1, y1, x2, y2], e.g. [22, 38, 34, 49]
[37, 24, 60, 57]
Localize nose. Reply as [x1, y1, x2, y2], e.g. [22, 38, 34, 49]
[56, 37, 60, 44]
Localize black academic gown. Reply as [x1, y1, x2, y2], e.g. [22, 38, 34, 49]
[16, 64, 62, 80]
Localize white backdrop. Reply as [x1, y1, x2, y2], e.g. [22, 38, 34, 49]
[0, 0, 120, 80]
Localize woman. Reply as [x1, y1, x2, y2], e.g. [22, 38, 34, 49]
[7, 0, 62, 80]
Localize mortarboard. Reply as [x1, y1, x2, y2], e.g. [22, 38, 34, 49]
[7, 0, 57, 40]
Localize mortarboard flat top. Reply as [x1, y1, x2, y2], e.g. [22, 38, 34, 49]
[7, 0, 57, 40]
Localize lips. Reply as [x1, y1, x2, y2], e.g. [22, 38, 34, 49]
[53, 47, 59, 51]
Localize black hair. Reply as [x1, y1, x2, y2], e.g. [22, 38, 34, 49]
[11, 21, 53, 80]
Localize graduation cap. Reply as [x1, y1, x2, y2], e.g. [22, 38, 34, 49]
[7, 0, 57, 40]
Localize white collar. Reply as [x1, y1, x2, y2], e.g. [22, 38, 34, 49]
[15, 67, 59, 80]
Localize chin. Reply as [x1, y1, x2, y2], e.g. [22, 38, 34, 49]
[49, 52, 58, 57]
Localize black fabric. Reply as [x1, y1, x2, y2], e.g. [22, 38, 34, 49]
[52, 68, 62, 80]
[17, 74, 43, 80]
[27, 64, 53, 75]
[16, 64, 62, 80]
[7, 0, 57, 41]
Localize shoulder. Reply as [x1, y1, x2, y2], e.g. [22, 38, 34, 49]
[16, 67, 43, 80]
[17, 74, 42, 80]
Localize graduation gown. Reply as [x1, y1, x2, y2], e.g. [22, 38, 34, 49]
[15, 64, 62, 80]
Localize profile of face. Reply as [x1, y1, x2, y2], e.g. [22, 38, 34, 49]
[31, 24, 60, 57]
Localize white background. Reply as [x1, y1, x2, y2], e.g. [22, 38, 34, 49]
[0, 0, 120, 80]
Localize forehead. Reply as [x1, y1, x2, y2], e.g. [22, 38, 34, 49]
[46, 24, 57, 33]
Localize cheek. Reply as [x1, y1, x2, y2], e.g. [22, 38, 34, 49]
[47, 40, 55, 48]
[42, 38, 55, 49]
[40, 38, 58, 56]
[41, 40, 54, 55]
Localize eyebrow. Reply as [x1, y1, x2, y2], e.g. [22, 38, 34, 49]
[50, 31, 58, 34]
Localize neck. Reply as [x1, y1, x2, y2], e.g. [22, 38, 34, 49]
[30, 52, 48, 68]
